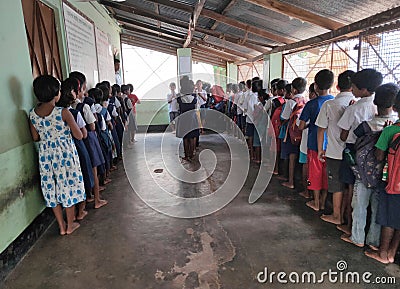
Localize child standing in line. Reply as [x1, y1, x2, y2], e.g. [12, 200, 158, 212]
[316, 70, 355, 224]
[29, 75, 84, 235]
[280, 77, 307, 189]
[70, 72, 108, 209]
[298, 83, 317, 199]
[299, 69, 335, 211]
[365, 90, 400, 264]
[58, 78, 95, 220]
[337, 68, 383, 235]
[341, 83, 399, 249]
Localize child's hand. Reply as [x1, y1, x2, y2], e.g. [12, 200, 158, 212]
[318, 150, 326, 162]
[384, 120, 393, 127]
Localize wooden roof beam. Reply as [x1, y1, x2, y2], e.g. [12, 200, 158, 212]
[194, 39, 253, 59]
[245, 0, 345, 30]
[141, 0, 296, 44]
[100, 0, 273, 52]
[237, 6, 400, 64]
[183, 0, 206, 48]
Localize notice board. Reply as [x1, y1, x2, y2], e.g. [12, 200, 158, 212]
[95, 27, 115, 84]
[63, 2, 98, 88]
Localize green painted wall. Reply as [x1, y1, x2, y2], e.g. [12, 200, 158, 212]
[0, 0, 120, 253]
[136, 100, 170, 126]
[227, 62, 238, 83]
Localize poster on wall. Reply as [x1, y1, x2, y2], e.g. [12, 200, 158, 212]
[95, 27, 115, 84]
[63, 2, 98, 88]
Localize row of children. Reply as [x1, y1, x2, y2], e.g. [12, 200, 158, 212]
[239, 69, 400, 263]
[225, 68, 400, 264]
[29, 72, 139, 235]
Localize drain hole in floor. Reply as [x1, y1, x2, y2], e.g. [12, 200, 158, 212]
[154, 169, 163, 173]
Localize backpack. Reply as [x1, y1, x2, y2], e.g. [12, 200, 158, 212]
[386, 127, 400, 194]
[351, 121, 383, 188]
[286, 97, 306, 146]
[268, 97, 285, 137]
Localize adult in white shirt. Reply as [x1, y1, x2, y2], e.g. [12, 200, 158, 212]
[195, 80, 207, 129]
[315, 70, 355, 225]
[114, 59, 122, 86]
[167, 82, 179, 130]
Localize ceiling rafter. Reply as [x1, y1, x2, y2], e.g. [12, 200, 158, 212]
[237, 5, 400, 64]
[122, 37, 226, 66]
[245, 0, 345, 30]
[139, 0, 296, 44]
[183, 0, 206, 48]
[100, 0, 272, 53]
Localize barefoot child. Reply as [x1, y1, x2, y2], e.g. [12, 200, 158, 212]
[365, 90, 400, 264]
[70, 72, 108, 209]
[299, 69, 335, 211]
[298, 83, 317, 198]
[341, 83, 399, 250]
[337, 68, 383, 234]
[58, 78, 95, 221]
[280, 77, 307, 189]
[316, 70, 355, 224]
[29, 75, 85, 235]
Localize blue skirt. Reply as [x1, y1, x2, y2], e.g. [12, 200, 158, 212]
[84, 130, 105, 168]
[74, 138, 94, 192]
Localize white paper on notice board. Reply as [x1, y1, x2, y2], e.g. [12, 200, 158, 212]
[179, 56, 191, 74]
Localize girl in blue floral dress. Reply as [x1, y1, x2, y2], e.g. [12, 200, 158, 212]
[29, 75, 85, 235]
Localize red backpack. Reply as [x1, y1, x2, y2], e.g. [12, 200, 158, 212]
[386, 129, 400, 194]
[286, 96, 306, 146]
[268, 97, 285, 138]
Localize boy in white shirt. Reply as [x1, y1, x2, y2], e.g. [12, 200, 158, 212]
[167, 82, 179, 131]
[337, 68, 383, 235]
[316, 70, 355, 225]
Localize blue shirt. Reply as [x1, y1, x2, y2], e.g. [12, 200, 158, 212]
[299, 95, 334, 151]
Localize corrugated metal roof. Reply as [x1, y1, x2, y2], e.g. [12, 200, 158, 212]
[279, 0, 400, 24]
[107, 0, 400, 64]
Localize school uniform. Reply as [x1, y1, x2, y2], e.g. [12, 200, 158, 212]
[376, 121, 400, 230]
[299, 95, 334, 191]
[315, 91, 354, 192]
[337, 95, 376, 184]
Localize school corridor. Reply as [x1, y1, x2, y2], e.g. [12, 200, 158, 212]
[2, 133, 399, 289]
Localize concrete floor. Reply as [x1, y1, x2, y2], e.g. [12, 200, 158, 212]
[2, 133, 400, 289]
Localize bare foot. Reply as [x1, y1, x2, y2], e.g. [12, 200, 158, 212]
[110, 166, 117, 172]
[76, 210, 88, 221]
[368, 244, 379, 251]
[66, 222, 80, 235]
[364, 250, 389, 264]
[340, 234, 364, 248]
[60, 224, 67, 236]
[273, 171, 279, 175]
[275, 175, 288, 181]
[321, 214, 342, 225]
[282, 182, 294, 189]
[104, 178, 112, 185]
[99, 186, 106, 192]
[299, 191, 311, 199]
[388, 248, 397, 263]
[336, 225, 351, 235]
[95, 199, 108, 209]
[306, 200, 319, 211]
[86, 197, 94, 203]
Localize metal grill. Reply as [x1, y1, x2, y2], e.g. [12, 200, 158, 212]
[237, 60, 264, 82]
[361, 24, 400, 84]
[283, 39, 359, 95]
